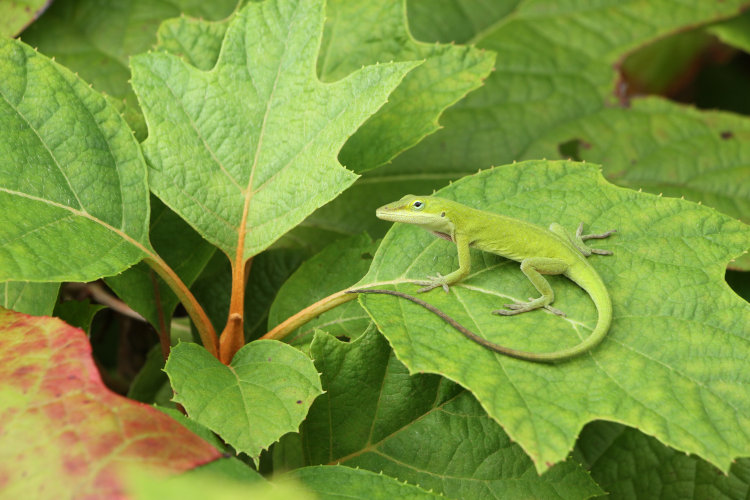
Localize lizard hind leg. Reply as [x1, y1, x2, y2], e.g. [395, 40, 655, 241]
[549, 222, 616, 257]
[493, 257, 568, 316]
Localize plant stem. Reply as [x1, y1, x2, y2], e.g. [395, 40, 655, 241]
[219, 256, 250, 364]
[260, 289, 358, 341]
[260, 280, 412, 342]
[143, 255, 219, 359]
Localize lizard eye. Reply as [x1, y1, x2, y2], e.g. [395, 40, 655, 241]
[412, 200, 424, 210]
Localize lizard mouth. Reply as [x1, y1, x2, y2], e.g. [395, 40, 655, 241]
[375, 208, 417, 223]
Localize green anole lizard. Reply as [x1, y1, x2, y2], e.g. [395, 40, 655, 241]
[355, 194, 616, 363]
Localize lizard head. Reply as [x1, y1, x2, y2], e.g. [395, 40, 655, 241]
[375, 195, 454, 234]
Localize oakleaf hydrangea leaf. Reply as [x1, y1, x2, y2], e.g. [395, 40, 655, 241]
[579, 422, 750, 500]
[20, 0, 239, 122]
[277, 329, 603, 499]
[358, 160, 750, 473]
[286, 465, 443, 499]
[0, 0, 49, 37]
[524, 98, 750, 269]
[155, 0, 495, 174]
[128, 467, 312, 500]
[165, 340, 323, 459]
[1, 281, 59, 316]
[708, 10, 750, 53]
[131, 0, 419, 260]
[319, 0, 495, 172]
[400, 0, 750, 267]
[0, 38, 151, 282]
[0, 308, 220, 499]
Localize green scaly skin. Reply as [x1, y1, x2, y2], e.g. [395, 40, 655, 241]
[373, 194, 616, 362]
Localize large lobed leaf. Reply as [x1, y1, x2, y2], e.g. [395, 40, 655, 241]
[131, 0, 419, 260]
[286, 465, 443, 499]
[298, 0, 750, 267]
[401, 0, 750, 267]
[276, 328, 603, 499]
[165, 340, 323, 459]
[19, 0, 239, 125]
[155, 0, 495, 175]
[318, 0, 495, 172]
[0, 308, 220, 498]
[358, 160, 750, 473]
[0, 37, 151, 282]
[578, 421, 750, 500]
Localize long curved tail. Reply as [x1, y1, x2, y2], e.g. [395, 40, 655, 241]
[515, 270, 612, 362]
[352, 272, 612, 363]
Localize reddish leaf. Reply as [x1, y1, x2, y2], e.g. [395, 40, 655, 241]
[0, 309, 220, 499]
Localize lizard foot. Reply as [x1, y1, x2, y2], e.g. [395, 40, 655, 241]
[492, 297, 554, 316]
[577, 223, 617, 254]
[412, 273, 450, 293]
[579, 226, 617, 241]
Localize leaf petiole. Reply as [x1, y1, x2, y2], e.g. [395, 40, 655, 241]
[143, 254, 219, 359]
[260, 280, 412, 342]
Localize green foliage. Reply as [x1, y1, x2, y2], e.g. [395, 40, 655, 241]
[1, 281, 59, 316]
[578, 421, 750, 500]
[131, 0, 417, 259]
[52, 298, 105, 333]
[269, 233, 378, 348]
[19, 0, 239, 133]
[165, 340, 323, 459]
[105, 197, 216, 330]
[324, 0, 750, 268]
[285, 465, 443, 499]
[2, 0, 750, 497]
[0, 0, 48, 37]
[358, 160, 750, 472]
[0, 38, 151, 282]
[276, 328, 603, 499]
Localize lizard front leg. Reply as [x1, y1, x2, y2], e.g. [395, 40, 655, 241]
[413, 232, 471, 293]
[493, 257, 568, 316]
